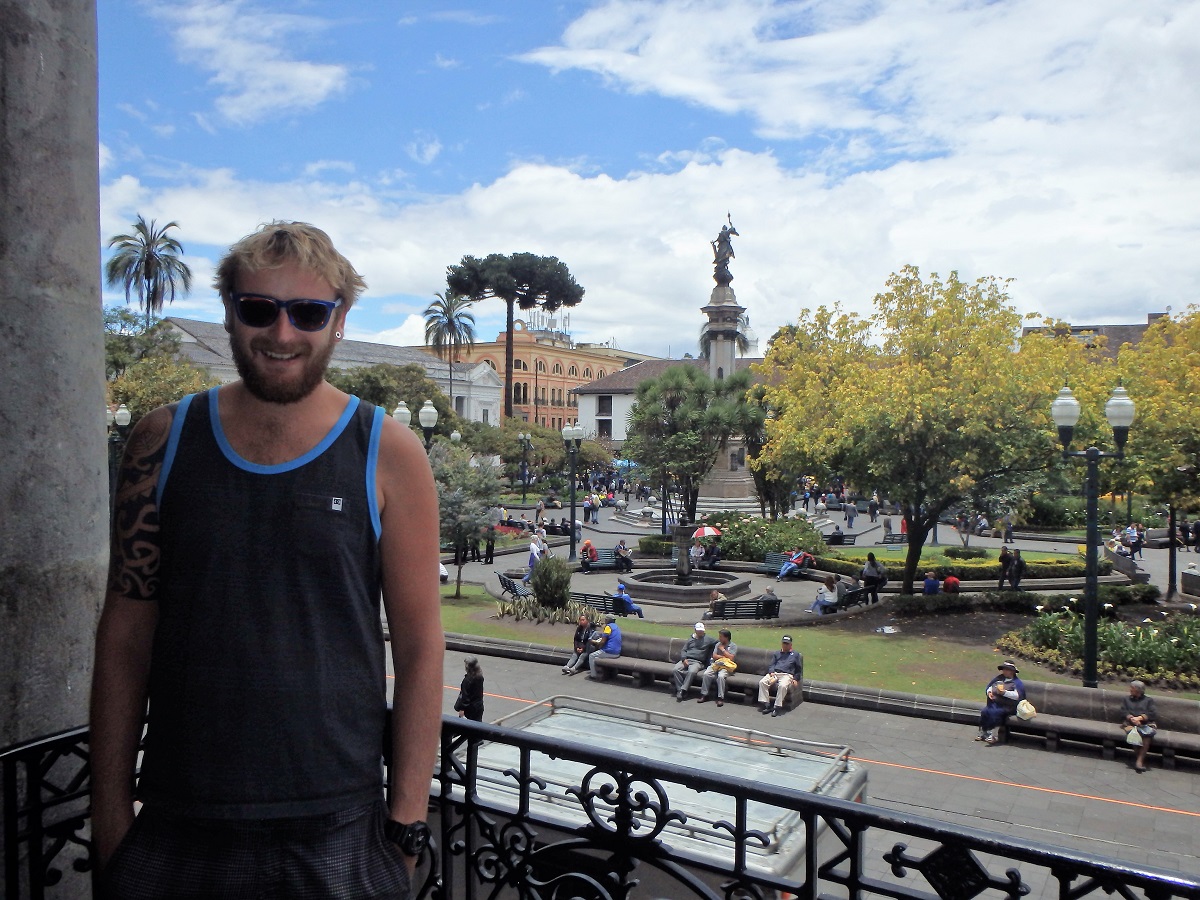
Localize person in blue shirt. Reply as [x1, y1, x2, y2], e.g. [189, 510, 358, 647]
[587, 614, 623, 678]
[613, 582, 644, 618]
[922, 572, 941, 594]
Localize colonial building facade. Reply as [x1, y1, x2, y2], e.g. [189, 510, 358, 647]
[453, 313, 656, 431]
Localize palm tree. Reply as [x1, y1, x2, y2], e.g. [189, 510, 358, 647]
[105, 215, 193, 326]
[423, 291, 477, 414]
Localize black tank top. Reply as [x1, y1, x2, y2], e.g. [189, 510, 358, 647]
[137, 388, 386, 818]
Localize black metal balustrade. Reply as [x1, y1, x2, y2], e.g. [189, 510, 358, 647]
[6, 718, 1200, 899]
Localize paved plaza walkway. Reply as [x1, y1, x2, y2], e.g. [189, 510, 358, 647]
[425, 504, 1200, 878]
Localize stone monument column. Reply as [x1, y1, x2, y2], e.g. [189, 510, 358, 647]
[0, 0, 106, 763]
[700, 218, 754, 502]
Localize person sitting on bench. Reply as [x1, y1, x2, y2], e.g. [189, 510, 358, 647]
[700, 540, 722, 569]
[808, 575, 840, 614]
[758, 635, 802, 717]
[579, 539, 599, 573]
[777, 548, 814, 580]
[613, 539, 634, 572]
[612, 582, 644, 618]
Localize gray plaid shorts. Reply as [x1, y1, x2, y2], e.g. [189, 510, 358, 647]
[98, 800, 410, 899]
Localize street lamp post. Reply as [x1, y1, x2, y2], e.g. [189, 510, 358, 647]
[391, 400, 411, 427]
[418, 400, 439, 451]
[106, 403, 132, 508]
[562, 422, 584, 560]
[1050, 385, 1136, 689]
[518, 432, 532, 505]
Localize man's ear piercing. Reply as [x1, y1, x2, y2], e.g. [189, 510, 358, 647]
[335, 331, 343, 340]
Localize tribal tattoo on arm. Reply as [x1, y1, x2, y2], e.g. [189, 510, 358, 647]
[106, 406, 173, 601]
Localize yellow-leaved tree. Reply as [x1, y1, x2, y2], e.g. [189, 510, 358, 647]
[756, 266, 1107, 592]
[1115, 309, 1200, 594]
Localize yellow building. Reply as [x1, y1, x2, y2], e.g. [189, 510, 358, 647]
[454, 312, 657, 429]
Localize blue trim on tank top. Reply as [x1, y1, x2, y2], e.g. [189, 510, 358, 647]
[157, 393, 195, 509]
[208, 388, 361, 474]
[367, 406, 383, 540]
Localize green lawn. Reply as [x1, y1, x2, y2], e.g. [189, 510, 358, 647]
[437, 585, 1073, 702]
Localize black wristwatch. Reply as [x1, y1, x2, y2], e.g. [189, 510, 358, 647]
[384, 819, 431, 856]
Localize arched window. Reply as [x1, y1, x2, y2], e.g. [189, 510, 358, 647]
[583, 368, 592, 379]
[536, 359, 546, 373]
[568, 365, 577, 377]
[552, 363, 563, 375]
[484, 359, 496, 370]
[598, 369, 606, 379]
[514, 359, 528, 371]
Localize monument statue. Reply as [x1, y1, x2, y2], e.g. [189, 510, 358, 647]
[711, 214, 739, 286]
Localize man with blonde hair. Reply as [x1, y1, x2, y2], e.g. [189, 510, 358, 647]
[91, 222, 442, 897]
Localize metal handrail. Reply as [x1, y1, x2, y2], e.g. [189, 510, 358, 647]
[5, 718, 1200, 899]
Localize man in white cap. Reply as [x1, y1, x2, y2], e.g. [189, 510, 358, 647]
[672, 623, 716, 701]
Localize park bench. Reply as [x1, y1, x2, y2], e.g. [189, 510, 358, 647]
[824, 587, 872, 614]
[825, 532, 857, 546]
[495, 572, 533, 601]
[569, 591, 628, 617]
[1103, 546, 1150, 584]
[998, 683, 1200, 769]
[762, 552, 813, 579]
[878, 533, 906, 545]
[589, 633, 804, 709]
[581, 548, 622, 571]
[710, 596, 781, 620]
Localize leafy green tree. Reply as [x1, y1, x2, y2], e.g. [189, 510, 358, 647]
[430, 442, 501, 597]
[105, 215, 193, 326]
[530, 555, 572, 610]
[104, 308, 184, 380]
[327, 363, 461, 439]
[624, 365, 755, 525]
[758, 267, 1104, 592]
[423, 291, 476, 414]
[446, 253, 584, 419]
[110, 354, 217, 426]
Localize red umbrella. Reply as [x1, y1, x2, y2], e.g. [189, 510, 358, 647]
[692, 526, 722, 538]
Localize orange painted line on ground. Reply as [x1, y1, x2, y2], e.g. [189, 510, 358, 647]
[407, 678, 1198, 821]
[855, 755, 1200, 818]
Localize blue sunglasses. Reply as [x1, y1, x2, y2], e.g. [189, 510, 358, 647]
[232, 293, 343, 332]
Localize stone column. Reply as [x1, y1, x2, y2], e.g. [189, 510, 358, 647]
[0, 0, 105, 754]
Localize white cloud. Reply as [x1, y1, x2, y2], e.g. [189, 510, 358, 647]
[100, 130, 1200, 360]
[351, 314, 428, 347]
[150, 0, 353, 126]
[99, 143, 114, 172]
[100, 1, 1200, 358]
[433, 53, 460, 69]
[521, 0, 1200, 170]
[406, 133, 443, 165]
[304, 160, 356, 177]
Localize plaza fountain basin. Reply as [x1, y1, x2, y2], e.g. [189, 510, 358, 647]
[626, 569, 751, 606]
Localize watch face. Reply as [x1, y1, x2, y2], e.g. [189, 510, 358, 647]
[402, 822, 431, 855]
[387, 820, 431, 855]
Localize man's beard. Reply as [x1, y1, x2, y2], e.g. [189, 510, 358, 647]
[230, 333, 336, 404]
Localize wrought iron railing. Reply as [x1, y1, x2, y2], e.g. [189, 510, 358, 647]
[5, 718, 1200, 899]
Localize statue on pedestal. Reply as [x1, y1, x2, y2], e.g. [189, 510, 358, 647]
[711, 214, 739, 286]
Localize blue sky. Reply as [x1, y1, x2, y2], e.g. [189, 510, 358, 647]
[99, 0, 1200, 358]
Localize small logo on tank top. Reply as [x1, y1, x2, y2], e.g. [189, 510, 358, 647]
[331, 497, 343, 511]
